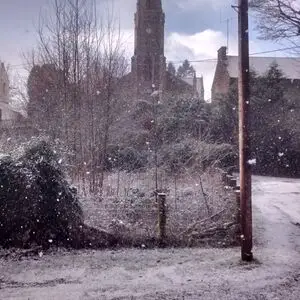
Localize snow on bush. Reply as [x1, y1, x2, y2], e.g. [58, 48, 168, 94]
[0, 141, 84, 248]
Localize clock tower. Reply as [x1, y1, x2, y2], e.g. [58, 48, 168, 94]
[131, 0, 166, 97]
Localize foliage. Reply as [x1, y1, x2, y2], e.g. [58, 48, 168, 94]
[160, 142, 194, 174]
[105, 145, 148, 172]
[160, 140, 235, 175]
[177, 59, 195, 78]
[167, 62, 176, 76]
[0, 141, 84, 248]
[159, 97, 210, 143]
[211, 63, 300, 177]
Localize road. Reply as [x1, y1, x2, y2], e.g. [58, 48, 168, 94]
[0, 176, 300, 299]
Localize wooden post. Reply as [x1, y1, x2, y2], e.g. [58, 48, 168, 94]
[235, 190, 242, 241]
[157, 193, 166, 246]
[238, 0, 253, 261]
[235, 190, 241, 225]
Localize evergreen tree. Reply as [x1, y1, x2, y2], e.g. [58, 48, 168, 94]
[211, 63, 300, 176]
[177, 59, 195, 78]
[167, 62, 176, 76]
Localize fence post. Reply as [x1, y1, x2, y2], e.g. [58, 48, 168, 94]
[157, 193, 166, 247]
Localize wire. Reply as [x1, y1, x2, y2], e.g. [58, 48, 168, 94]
[250, 46, 300, 56]
[8, 46, 300, 70]
[169, 46, 300, 65]
[169, 58, 217, 65]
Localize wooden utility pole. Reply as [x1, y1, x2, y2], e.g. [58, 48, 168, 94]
[238, 0, 253, 261]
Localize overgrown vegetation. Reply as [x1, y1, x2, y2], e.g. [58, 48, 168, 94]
[211, 63, 300, 177]
[0, 0, 241, 251]
[0, 141, 116, 249]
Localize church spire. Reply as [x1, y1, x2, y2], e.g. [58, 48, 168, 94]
[137, 0, 162, 10]
[131, 0, 166, 97]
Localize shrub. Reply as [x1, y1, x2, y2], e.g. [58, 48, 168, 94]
[106, 145, 148, 172]
[160, 140, 236, 175]
[0, 141, 84, 248]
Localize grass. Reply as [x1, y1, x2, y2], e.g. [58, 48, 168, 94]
[79, 168, 238, 248]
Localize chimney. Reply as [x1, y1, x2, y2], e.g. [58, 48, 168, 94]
[218, 46, 227, 62]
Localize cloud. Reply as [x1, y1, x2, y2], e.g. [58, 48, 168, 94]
[175, 0, 226, 11]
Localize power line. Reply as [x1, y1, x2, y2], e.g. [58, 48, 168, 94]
[250, 46, 300, 56]
[8, 46, 300, 70]
[169, 46, 300, 65]
[169, 58, 217, 65]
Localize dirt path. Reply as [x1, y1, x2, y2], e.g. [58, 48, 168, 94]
[1, 176, 300, 299]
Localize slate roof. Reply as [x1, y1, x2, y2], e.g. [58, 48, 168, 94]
[227, 56, 300, 80]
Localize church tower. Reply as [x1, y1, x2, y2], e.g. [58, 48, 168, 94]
[131, 0, 166, 97]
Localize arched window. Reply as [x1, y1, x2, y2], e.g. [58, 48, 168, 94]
[144, 56, 152, 81]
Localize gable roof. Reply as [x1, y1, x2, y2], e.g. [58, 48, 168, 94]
[227, 56, 300, 80]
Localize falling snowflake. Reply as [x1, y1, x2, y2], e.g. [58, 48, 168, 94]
[278, 152, 284, 157]
[247, 158, 257, 165]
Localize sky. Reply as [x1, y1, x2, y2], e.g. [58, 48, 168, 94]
[0, 0, 292, 100]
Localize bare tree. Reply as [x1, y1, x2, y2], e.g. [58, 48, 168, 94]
[250, 0, 300, 44]
[25, 0, 128, 193]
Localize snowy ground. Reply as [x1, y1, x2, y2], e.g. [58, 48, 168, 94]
[1, 176, 300, 299]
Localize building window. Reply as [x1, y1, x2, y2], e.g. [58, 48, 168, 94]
[146, 0, 152, 9]
[144, 57, 152, 81]
[0, 109, 2, 121]
[3, 83, 6, 95]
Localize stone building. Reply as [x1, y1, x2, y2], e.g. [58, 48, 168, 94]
[0, 62, 24, 127]
[123, 0, 204, 100]
[211, 46, 300, 102]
